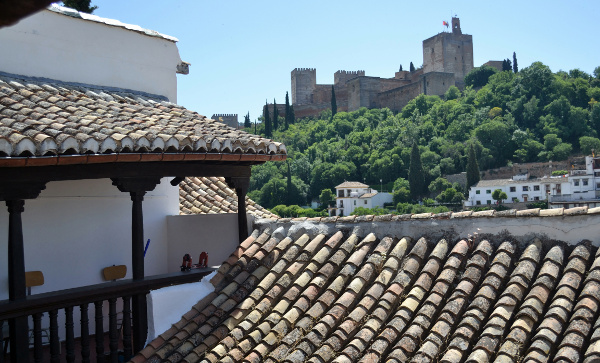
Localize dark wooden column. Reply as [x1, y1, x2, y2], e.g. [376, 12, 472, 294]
[225, 177, 250, 244]
[1, 182, 46, 363]
[111, 177, 160, 353]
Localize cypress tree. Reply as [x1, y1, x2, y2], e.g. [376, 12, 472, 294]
[264, 100, 272, 137]
[513, 52, 518, 73]
[284, 92, 291, 129]
[290, 105, 295, 124]
[244, 112, 251, 128]
[331, 86, 337, 119]
[408, 142, 425, 201]
[399, 64, 403, 72]
[410, 62, 415, 72]
[273, 99, 279, 130]
[467, 144, 481, 188]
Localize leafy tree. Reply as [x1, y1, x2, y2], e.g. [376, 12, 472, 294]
[436, 188, 465, 204]
[393, 177, 410, 191]
[465, 65, 498, 88]
[393, 187, 411, 205]
[466, 144, 480, 188]
[429, 177, 452, 195]
[319, 188, 335, 207]
[264, 100, 272, 137]
[408, 143, 425, 200]
[259, 178, 286, 208]
[410, 62, 415, 72]
[513, 52, 518, 73]
[62, 0, 97, 13]
[331, 86, 337, 119]
[580, 136, 600, 155]
[444, 86, 461, 100]
[492, 189, 508, 204]
[244, 112, 251, 128]
[273, 99, 279, 130]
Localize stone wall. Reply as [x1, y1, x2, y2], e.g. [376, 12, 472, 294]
[291, 68, 316, 105]
[211, 114, 238, 129]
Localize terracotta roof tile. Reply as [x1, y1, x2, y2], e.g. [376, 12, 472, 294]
[0, 73, 286, 164]
[135, 213, 600, 363]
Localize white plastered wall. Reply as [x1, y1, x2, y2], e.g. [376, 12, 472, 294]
[0, 9, 182, 102]
[0, 177, 179, 300]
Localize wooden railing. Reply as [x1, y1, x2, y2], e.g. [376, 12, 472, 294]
[0, 268, 214, 363]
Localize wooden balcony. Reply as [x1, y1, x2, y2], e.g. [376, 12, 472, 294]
[1, 268, 214, 363]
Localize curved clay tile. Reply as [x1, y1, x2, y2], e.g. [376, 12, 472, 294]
[99, 137, 118, 154]
[80, 137, 99, 154]
[133, 136, 151, 152]
[0, 136, 12, 156]
[149, 136, 165, 152]
[10, 133, 36, 156]
[34, 134, 58, 156]
[194, 138, 208, 152]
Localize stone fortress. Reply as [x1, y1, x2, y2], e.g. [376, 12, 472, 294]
[278, 17, 476, 119]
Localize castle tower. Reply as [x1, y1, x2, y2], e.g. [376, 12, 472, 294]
[291, 68, 317, 105]
[422, 17, 473, 89]
[451, 17, 462, 34]
[334, 70, 365, 86]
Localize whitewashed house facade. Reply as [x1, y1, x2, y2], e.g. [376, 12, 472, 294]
[330, 181, 393, 216]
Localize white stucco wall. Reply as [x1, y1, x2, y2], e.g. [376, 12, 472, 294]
[166, 214, 255, 273]
[0, 177, 179, 300]
[0, 8, 183, 102]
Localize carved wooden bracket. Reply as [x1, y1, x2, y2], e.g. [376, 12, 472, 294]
[0, 181, 47, 201]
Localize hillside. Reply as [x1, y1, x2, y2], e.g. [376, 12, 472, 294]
[248, 62, 600, 209]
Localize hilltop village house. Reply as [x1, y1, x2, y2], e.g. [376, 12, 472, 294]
[465, 156, 600, 209]
[0, 6, 286, 361]
[265, 17, 485, 119]
[329, 182, 393, 217]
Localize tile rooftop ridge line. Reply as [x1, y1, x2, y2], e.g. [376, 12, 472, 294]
[47, 4, 179, 42]
[257, 206, 600, 224]
[0, 71, 170, 101]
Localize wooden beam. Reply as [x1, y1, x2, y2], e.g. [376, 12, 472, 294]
[0, 161, 253, 185]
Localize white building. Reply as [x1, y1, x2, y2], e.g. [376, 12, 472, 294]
[330, 181, 393, 216]
[465, 156, 600, 209]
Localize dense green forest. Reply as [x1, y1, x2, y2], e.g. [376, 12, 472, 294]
[247, 62, 600, 210]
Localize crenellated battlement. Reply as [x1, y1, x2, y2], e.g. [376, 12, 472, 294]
[334, 70, 365, 75]
[211, 114, 238, 118]
[292, 68, 316, 73]
[334, 70, 366, 85]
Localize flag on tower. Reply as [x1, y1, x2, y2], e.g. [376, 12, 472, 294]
[443, 21, 449, 27]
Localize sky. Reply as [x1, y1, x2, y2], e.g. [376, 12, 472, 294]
[87, 0, 600, 124]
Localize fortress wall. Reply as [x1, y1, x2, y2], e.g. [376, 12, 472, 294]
[293, 101, 349, 119]
[334, 70, 365, 85]
[421, 72, 455, 95]
[423, 34, 446, 73]
[376, 81, 423, 113]
[262, 103, 287, 120]
[443, 34, 473, 88]
[347, 77, 410, 111]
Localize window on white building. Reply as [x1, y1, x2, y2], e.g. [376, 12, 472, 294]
[486, 190, 491, 194]
[574, 180, 580, 186]
[354, 200, 356, 205]
[522, 186, 529, 191]
[476, 201, 481, 205]
[476, 190, 480, 194]
[533, 185, 540, 191]
[510, 187, 516, 192]
[487, 200, 491, 205]
[364, 200, 367, 205]
[583, 179, 589, 186]
[534, 196, 540, 201]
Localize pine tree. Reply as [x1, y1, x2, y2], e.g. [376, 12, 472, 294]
[410, 62, 415, 72]
[264, 100, 272, 137]
[244, 112, 251, 128]
[62, 0, 97, 13]
[513, 52, 518, 73]
[273, 99, 279, 130]
[331, 86, 337, 119]
[408, 143, 425, 201]
[284, 92, 291, 129]
[466, 144, 481, 188]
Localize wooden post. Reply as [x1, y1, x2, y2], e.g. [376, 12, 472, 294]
[6, 200, 29, 363]
[225, 177, 250, 244]
[111, 177, 160, 353]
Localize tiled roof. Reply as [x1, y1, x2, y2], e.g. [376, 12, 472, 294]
[179, 177, 277, 219]
[358, 192, 377, 198]
[135, 209, 600, 363]
[336, 182, 369, 189]
[0, 73, 286, 166]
